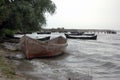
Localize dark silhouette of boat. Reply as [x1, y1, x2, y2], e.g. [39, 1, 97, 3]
[37, 36, 50, 41]
[69, 32, 84, 35]
[37, 32, 51, 34]
[83, 33, 95, 36]
[67, 32, 95, 36]
[15, 32, 32, 34]
[3, 35, 50, 43]
[20, 36, 68, 59]
[65, 34, 97, 40]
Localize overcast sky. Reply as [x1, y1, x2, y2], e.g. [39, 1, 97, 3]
[46, 0, 120, 30]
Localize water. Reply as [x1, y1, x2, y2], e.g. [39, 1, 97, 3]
[14, 33, 120, 80]
[66, 34, 120, 80]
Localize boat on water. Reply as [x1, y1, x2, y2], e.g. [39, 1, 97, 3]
[4, 35, 50, 43]
[83, 33, 95, 36]
[37, 32, 51, 34]
[20, 35, 68, 59]
[69, 32, 84, 35]
[65, 34, 97, 40]
[66, 33, 95, 36]
[37, 36, 50, 41]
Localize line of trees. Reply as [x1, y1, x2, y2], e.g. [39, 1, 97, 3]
[0, 0, 56, 38]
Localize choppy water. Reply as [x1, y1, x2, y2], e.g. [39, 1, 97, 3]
[15, 33, 120, 80]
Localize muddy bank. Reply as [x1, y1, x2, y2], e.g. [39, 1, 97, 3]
[1, 42, 93, 80]
[0, 44, 26, 80]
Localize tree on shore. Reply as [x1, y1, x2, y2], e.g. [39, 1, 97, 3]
[0, 0, 56, 37]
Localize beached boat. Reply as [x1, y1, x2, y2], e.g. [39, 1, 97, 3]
[4, 35, 50, 43]
[37, 32, 51, 34]
[2, 35, 20, 43]
[83, 33, 95, 36]
[69, 32, 84, 35]
[66, 33, 95, 36]
[37, 36, 50, 41]
[65, 34, 97, 40]
[20, 35, 68, 59]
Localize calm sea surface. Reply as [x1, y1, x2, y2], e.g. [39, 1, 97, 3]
[15, 32, 120, 80]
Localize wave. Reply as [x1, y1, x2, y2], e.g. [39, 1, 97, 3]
[101, 62, 117, 69]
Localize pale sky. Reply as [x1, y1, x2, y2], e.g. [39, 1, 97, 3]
[45, 0, 120, 30]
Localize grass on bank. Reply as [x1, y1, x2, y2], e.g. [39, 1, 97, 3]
[0, 57, 16, 78]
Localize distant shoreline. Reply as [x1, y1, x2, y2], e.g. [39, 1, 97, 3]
[42, 29, 117, 34]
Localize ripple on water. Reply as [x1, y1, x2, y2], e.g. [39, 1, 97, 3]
[15, 34, 120, 80]
[100, 62, 117, 69]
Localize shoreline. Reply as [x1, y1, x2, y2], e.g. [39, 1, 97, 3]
[0, 43, 26, 80]
[0, 41, 93, 80]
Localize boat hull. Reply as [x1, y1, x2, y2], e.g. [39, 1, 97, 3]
[65, 34, 97, 40]
[20, 36, 68, 59]
[37, 36, 50, 41]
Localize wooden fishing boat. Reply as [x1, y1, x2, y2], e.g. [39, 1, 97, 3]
[3, 35, 50, 43]
[37, 32, 51, 34]
[65, 34, 97, 40]
[83, 33, 95, 36]
[20, 36, 68, 59]
[66, 33, 95, 36]
[37, 36, 50, 41]
[3, 35, 20, 43]
[69, 32, 84, 35]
